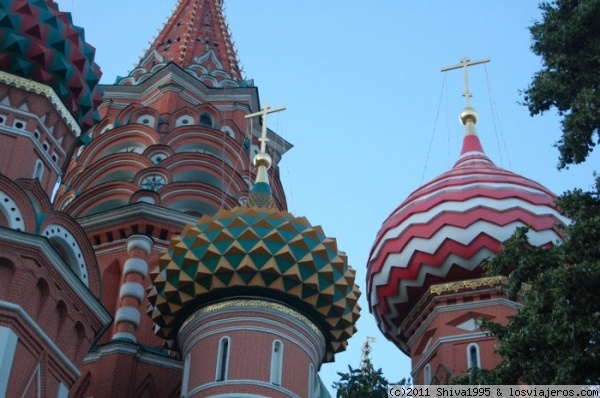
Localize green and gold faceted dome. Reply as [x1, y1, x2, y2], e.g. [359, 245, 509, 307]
[0, 0, 103, 130]
[147, 183, 361, 361]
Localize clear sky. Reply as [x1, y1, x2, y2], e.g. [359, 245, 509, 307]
[57, 0, 599, 393]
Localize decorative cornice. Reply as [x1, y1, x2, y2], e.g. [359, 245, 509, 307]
[76, 202, 197, 232]
[181, 299, 324, 341]
[406, 297, 521, 350]
[400, 276, 508, 333]
[83, 340, 182, 369]
[0, 71, 81, 136]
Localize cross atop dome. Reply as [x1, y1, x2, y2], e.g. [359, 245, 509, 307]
[244, 104, 286, 209]
[442, 56, 491, 156]
[117, 0, 244, 87]
[441, 56, 490, 108]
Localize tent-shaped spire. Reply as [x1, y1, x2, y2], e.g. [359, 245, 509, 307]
[118, 0, 243, 87]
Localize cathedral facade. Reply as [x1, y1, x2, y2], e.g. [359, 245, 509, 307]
[0, 0, 360, 397]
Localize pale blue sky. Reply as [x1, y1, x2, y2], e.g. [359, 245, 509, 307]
[57, 0, 599, 392]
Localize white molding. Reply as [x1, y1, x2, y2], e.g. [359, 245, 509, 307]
[413, 332, 489, 372]
[181, 354, 191, 397]
[115, 306, 141, 328]
[0, 70, 80, 136]
[205, 395, 270, 398]
[111, 332, 137, 343]
[123, 258, 148, 277]
[119, 282, 145, 302]
[41, 224, 89, 287]
[126, 234, 153, 256]
[0, 191, 25, 231]
[408, 297, 520, 347]
[76, 203, 196, 232]
[0, 301, 80, 377]
[187, 379, 300, 398]
[82, 341, 181, 369]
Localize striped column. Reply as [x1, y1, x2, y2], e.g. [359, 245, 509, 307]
[112, 234, 153, 342]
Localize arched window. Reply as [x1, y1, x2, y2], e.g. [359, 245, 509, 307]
[33, 160, 43, 181]
[467, 343, 480, 369]
[181, 354, 191, 397]
[423, 363, 431, 385]
[216, 336, 230, 381]
[136, 114, 155, 127]
[199, 114, 212, 127]
[270, 340, 283, 385]
[175, 115, 194, 127]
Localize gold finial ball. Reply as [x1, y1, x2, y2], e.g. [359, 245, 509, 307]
[254, 152, 272, 169]
[460, 107, 479, 125]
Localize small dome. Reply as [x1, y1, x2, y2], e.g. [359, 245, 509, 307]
[366, 133, 567, 352]
[148, 205, 361, 362]
[0, 0, 103, 130]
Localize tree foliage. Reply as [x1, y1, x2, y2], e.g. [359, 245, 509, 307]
[463, 178, 600, 384]
[332, 340, 407, 398]
[523, 0, 600, 168]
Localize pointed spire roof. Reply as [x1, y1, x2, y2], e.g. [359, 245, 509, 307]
[453, 106, 494, 168]
[117, 0, 244, 87]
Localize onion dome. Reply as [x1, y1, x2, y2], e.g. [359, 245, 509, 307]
[0, 0, 103, 130]
[148, 148, 361, 362]
[366, 105, 567, 352]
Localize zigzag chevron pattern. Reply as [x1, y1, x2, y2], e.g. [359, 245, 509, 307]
[366, 134, 566, 349]
[0, 0, 103, 129]
[148, 206, 361, 362]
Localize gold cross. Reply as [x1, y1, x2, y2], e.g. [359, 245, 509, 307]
[245, 104, 286, 154]
[441, 56, 490, 107]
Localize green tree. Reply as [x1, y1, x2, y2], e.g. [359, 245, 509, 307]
[464, 178, 600, 384]
[523, 0, 600, 168]
[333, 338, 408, 398]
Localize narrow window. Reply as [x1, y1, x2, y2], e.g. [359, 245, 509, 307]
[57, 383, 69, 398]
[33, 160, 43, 181]
[423, 363, 431, 385]
[200, 114, 212, 127]
[270, 340, 283, 385]
[216, 337, 230, 381]
[181, 354, 190, 397]
[308, 363, 315, 398]
[467, 343, 480, 369]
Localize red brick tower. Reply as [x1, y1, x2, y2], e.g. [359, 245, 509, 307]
[0, 1, 110, 397]
[366, 58, 567, 383]
[148, 128, 361, 397]
[51, 0, 292, 396]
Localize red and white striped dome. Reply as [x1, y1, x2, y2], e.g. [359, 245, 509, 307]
[366, 123, 567, 351]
